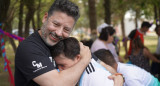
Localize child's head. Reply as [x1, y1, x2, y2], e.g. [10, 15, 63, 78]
[155, 25, 160, 36]
[132, 36, 144, 49]
[94, 49, 116, 68]
[50, 37, 80, 71]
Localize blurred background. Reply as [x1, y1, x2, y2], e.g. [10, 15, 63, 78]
[0, 0, 160, 85]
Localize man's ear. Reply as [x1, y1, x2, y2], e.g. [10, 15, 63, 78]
[42, 12, 48, 23]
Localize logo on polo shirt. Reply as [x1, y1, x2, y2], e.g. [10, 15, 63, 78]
[32, 61, 47, 72]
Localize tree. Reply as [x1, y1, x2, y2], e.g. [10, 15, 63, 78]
[88, 0, 97, 40]
[0, 0, 11, 57]
[24, 0, 36, 38]
[18, 0, 24, 38]
[104, 0, 111, 24]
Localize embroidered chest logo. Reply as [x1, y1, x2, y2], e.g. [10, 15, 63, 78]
[32, 61, 47, 73]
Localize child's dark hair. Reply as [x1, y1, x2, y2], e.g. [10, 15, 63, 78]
[50, 37, 80, 60]
[48, 0, 80, 22]
[94, 49, 116, 66]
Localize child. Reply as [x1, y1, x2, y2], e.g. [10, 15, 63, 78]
[94, 49, 160, 86]
[50, 37, 114, 86]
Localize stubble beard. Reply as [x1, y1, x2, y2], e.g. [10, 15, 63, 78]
[41, 23, 54, 46]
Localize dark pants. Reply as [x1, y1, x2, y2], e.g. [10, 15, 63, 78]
[151, 54, 160, 81]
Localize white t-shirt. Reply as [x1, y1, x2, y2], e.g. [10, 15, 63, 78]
[156, 37, 160, 54]
[91, 39, 119, 62]
[117, 62, 160, 86]
[79, 59, 114, 86]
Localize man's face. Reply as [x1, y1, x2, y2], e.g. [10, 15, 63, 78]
[40, 11, 75, 46]
[54, 54, 79, 71]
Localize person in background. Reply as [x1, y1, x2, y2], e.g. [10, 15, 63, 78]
[129, 37, 160, 72]
[151, 25, 160, 81]
[91, 24, 123, 62]
[123, 21, 152, 59]
[94, 49, 160, 86]
[15, 0, 91, 86]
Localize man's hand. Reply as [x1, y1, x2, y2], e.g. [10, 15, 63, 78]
[79, 42, 91, 64]
[108, 74, 124, 86]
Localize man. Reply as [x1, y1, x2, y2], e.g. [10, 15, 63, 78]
[151, 25, 160, 80]
[50, 37, 114, 86]
[124, 21, 151, 58]
[154, 25, 160, 58]
[94, 49, 160, 86]
[15, 0, 91, 86]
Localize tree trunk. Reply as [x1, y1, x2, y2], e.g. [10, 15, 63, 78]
[104, 0, 111, 24]
[37, 0, 41, 29]
[88, 0, 97, 40]
[154, 5, 158, 26]
[121, 15, 125, 38]
[159, 7, 160, 24]
[18, 0, 24, 38]
[0, 0, 10, 57]
[135, 10, 138, 29]
[24, 0, 35, 38]
[32, 17, 36, 32]
[24, 11, 34, 38]
[0, 0, 10, 24]
[4, 20, 17, 54]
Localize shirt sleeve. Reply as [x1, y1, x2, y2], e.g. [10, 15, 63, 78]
[125, 79, 144, 86]
[80, 68, 114, 86]
[128, 29, 136, 40]
[15, 43, 56, 81]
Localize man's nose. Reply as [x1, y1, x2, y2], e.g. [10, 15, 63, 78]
[55, 27, 63, 37]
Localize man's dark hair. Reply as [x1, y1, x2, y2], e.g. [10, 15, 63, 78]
[141, 21, 151, 28]
[99, 26, 115, 41]
[48, 0, 80, 22]
[94, 49, 116, 66]
[50, 37, 80, 60]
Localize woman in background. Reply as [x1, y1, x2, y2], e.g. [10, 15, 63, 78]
[129, 37, 160, 72]
[91, 26, 122, 62]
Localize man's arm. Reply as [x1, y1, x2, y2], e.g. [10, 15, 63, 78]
[125, 79, 144, 86]
[34, 43, 91, 86]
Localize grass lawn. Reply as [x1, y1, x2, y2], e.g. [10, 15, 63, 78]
[0, 35, 158, 86]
